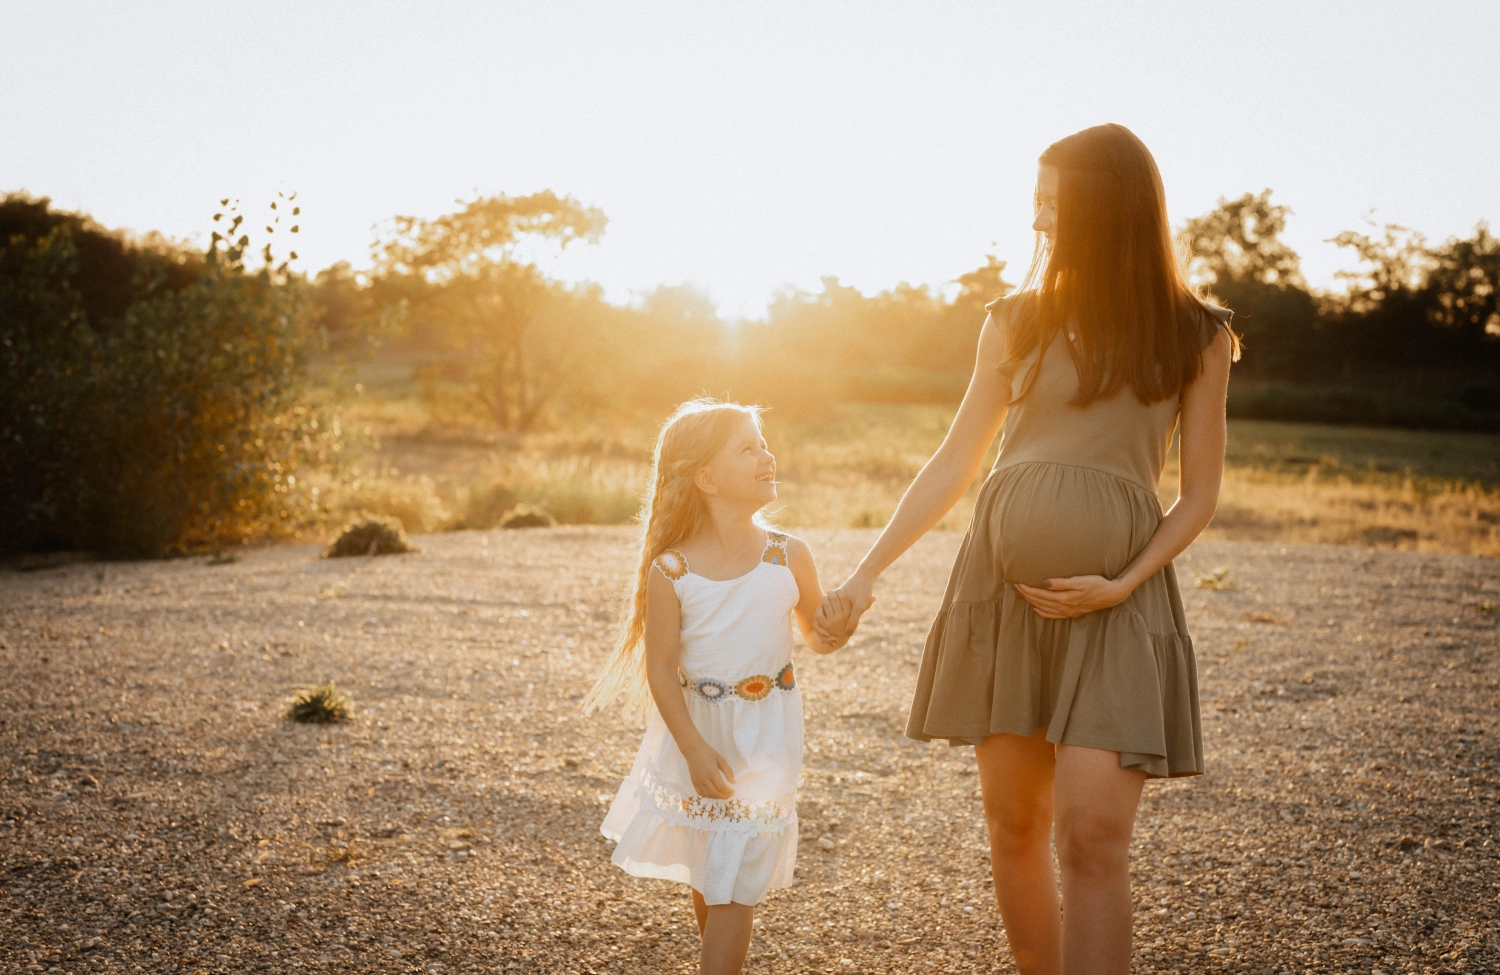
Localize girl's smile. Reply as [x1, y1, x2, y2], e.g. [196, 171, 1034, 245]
[700, 414, 778, 507]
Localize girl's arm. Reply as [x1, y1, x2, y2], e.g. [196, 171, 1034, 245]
[822, 306, 1014, 632]
[1014, 326, 1234, 617]
[643, 567, 737, 798]
[786, 536, 847, 653]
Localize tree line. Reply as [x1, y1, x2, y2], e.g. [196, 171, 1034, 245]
[318, 188, 1498, 431]
[2, 187, 1496, 554]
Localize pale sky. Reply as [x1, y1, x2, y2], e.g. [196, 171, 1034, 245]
[4, 1, 1497, 319]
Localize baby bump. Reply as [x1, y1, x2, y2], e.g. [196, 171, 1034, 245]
[986, 462, 1160, 587]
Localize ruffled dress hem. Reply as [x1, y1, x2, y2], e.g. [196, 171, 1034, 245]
[601, 774, 798, 905]
[904, 582, 1205, 779]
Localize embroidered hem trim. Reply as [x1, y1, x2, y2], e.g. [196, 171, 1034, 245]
[679, 663, 795, 702]
[637, 769, 795, 836]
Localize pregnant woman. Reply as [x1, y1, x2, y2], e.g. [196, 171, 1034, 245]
[816, 122, 1238, 974]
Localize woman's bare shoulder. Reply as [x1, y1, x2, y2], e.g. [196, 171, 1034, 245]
[983, 290, 1037, 334]
[983, 290, 1036, 315]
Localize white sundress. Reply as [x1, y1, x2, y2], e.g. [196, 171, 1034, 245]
[601, 531, 804, 906]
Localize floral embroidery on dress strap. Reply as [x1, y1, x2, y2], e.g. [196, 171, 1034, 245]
[654, 549, 689, 581]
[761, 531, 789, 567]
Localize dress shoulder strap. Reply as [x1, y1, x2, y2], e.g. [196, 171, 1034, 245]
[1192, 299, 1234, 351]
[760, 531, 789, 567]
[653, 549, 690, 581]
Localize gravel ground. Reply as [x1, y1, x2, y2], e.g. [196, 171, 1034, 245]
[1, 527, 1498, 974]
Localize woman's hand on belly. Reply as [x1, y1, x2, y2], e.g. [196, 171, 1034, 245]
[1014, 574, 1129, 619]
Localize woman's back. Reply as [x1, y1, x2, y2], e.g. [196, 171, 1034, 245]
[991, 295, 1233, 494]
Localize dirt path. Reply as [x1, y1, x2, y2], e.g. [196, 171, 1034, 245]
[2, 529, 1497, 974]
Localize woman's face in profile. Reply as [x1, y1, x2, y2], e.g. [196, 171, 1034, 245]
[1032, 164, 1059, 242]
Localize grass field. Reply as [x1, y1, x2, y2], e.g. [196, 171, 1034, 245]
[314, 378, 1500, 557]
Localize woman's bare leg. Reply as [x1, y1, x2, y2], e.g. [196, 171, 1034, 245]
[1052, 744, 1146, 975]
[692, 895, 754, 975]
[975, 729, 1061, 975]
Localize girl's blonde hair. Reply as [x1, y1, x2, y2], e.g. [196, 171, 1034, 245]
[581, 398, 766, 719]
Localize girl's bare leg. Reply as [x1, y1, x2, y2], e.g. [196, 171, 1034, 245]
[975, 729, 1061, 975]
[1052, 744, 1146, 975]
[691, 889, 754, 975]
[691, 887, 709, 935]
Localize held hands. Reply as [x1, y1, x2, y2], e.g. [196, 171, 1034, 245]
[811, 591, 854, 651]
[1013, 575, 1129, 619]
[812, 573, 876, 648]
[685, 744, 737, 800]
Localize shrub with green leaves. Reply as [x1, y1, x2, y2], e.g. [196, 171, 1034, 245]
[0, 194, 340, 556]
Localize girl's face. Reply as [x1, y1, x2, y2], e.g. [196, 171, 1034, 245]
[1032, 164, 1060, 243]
[698, 414, 776, 508]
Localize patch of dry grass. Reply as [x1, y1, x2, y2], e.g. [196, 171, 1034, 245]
[321, 474, 453, 534]
[324, 392, 1500, 555]
[1203, 467, 1500, 557]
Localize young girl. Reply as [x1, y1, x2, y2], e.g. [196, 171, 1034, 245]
[583, 398, 850, 975]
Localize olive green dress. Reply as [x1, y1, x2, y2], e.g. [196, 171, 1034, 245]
[904, 295, 1232, 777]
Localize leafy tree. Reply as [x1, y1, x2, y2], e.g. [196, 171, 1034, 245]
[1329, 223, 1429, 313]
[0, 193, 202, 328]
[754, 257, 1012, 378]
[1425, 223, 1500, 339]
[308, 261, 404, 352]
[0, 196, 337, 556]
[640, 283, 722, 337]
[1180, 190, 1319, 379]
[1327, 221, 1500, 373]
[1181, 189, 1305, 289]
[372, 192, 607, 430]
[952, 254, 1015, 313]
[928, 255, 1014, 372]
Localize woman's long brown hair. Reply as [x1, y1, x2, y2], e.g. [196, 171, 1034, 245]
[1003, 123, 1240, 406]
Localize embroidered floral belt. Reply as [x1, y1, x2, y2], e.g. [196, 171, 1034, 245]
[678, 662, 796, 702]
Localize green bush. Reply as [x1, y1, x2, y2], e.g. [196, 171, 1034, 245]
[0, 196, 339, 556]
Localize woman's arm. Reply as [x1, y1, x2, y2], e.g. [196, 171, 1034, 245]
[823, 306, 1014, 632]
[642, 568, 737, 798]
[1013, 326, 1233, 618]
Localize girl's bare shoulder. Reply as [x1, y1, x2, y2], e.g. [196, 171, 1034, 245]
[781, 533, 813, 563]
